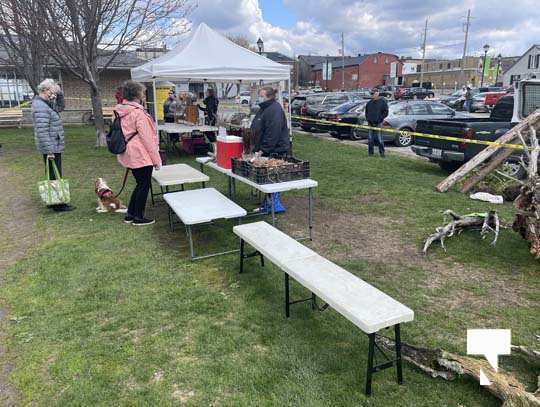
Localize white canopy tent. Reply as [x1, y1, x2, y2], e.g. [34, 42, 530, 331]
[131, 23, 292, 131]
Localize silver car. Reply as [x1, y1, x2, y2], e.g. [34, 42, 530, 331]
[357, 100, 470, 147]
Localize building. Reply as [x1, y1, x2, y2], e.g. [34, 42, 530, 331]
[0, 47, 165, 109]
[402, 56, 483, 90]
[297, 55, 346, 87]
[503, 45, 540, 86]
[261, 51, 297, 87]
[311, 52, 400, 90]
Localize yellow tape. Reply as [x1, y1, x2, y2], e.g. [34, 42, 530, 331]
[292, 115, 526, 151]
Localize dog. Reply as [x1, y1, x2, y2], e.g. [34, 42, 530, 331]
[95, 178, 127, 213]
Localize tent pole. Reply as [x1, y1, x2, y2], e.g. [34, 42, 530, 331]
[288, 78, 292, 137]
[152, 78, 158, 136]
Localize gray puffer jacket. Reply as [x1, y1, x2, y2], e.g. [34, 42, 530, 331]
[31, 96, 65, 154]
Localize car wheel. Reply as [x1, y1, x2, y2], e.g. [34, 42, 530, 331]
[501, 159, 527, 180]
[439, 161, 461, 172]
[394, 127, 414, 147]
[428, 93, 434, 98]
[241, 100, 248, 105]
[300, 125, 311, 132]
[350, 129, 363, 141]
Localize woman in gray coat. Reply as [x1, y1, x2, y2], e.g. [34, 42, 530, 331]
[32, 79, 73, 212]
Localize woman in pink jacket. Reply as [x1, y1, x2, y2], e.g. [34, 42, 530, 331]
[115, 80, 161, 226]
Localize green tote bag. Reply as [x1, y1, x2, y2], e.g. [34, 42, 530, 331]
[38, 160, 70, 205]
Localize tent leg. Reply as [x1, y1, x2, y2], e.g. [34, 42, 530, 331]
[152, 79, 159, 137]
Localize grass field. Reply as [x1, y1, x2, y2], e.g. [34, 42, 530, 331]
[0, 126, 537, 406]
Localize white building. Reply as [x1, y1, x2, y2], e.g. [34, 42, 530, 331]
[503, 44, 540, 86]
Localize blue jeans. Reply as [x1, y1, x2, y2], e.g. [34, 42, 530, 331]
[368, 124, 385, 156]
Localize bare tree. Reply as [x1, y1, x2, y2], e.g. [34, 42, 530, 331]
[0, 0, 46, 94]
[224, 34, 257, 97]
[36, 0, 194, 146]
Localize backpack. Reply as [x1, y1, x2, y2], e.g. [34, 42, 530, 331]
[106, 111, 137, 154]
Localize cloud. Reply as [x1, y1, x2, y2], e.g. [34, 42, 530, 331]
[187, 0, 539, 59]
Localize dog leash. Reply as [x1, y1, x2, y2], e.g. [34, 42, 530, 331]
[114, 168, 130, 198]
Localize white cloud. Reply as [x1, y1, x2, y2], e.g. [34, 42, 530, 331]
[186, 0, 539, 59]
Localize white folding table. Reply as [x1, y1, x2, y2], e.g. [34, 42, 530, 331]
[164, 188, 247, 260]
[158, 123, 219, 134]
[196, 157, 318, 240]
[150, 164, 209, 204]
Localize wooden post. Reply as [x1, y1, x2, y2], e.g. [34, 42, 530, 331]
[435, 110, 540, 193]
[459, 146, 516, 193]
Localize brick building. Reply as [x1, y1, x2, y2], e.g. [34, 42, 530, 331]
[402, 56, 482, 89]
[297, 55, 346, 87]
[311, 52, 401, 90]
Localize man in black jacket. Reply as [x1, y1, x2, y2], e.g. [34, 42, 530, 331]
[364, 89, 389, 157]
[198, 88, 219, 126]
[250, 87, 290, 157]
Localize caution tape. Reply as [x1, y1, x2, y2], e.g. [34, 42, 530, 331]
[292, 115, 527, 151]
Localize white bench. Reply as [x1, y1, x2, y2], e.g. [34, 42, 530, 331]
[151, 164, 209, 204]
[233, 221, 414, 396]
[164, 188, 247, 260]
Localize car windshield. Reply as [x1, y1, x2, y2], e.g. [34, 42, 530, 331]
[324, 95, 350, 104]
[306, 95, 326, 104]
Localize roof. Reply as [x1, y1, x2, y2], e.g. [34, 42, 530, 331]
[132, 23, 290, 82]
[298, 55, 344, 66]
[505, 45, 540, 73]
[312, 55, 368, 71]
[262, 52, 295, 64]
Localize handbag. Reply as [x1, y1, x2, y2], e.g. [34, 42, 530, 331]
[38, 160, 70, 205]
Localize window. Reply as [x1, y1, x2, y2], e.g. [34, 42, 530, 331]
[351, 74, 358, 81]
[535, 54, 540, 69]
[510, 74, 521, 84]
[325, 95, 349, 104]
[385, 57, 389, 64]
[528, 55, 533, 69]
[447, 63, 451, 69]
[391, 105, 408, 115]
[407, 103, 430, 115]
[439, 63, 443, 70]
[430, 103, 453, 115]
[373, 57, 378, 64]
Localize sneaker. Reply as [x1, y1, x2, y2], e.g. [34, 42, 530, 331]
[124, 216, 134, 224]
[133, 218, 155, 226]
[53, 204, 75, 212]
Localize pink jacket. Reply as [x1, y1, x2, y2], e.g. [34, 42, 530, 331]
[115, 101, 161, 169]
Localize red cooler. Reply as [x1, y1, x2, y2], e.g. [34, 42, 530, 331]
[216, 135, 243, 169]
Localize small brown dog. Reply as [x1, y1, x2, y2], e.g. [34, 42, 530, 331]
[95, 178, 127, 213]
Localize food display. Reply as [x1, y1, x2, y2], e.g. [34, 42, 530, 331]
[231, 156, 310, 185]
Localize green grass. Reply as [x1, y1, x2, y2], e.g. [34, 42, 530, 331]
[0, 127, 537, 406]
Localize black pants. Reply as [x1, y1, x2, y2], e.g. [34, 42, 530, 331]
[128, 166, 153, 220]
[43, 153, 62, 180]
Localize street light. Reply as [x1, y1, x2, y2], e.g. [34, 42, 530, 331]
[256, 38, 264, 54]
[480, 43, 490, 87]
[495, 53, 502, 86]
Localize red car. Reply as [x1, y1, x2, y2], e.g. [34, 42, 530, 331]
[393, 86, 406, 100]
[484, 91, 508, 108]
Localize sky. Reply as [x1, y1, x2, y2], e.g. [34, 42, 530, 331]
[185, 0, 539, 60]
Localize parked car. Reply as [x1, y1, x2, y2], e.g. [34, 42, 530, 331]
[299, 92, 361, 131]
[236, 91, 251, 104]
[411, 80, 539, 176]
[291, 95, 307, 126]
[393, 86, 407, 100]
[398, 87, 435, 100]
[484, 91, 509, 109]
[471, 92, 490, 112]
[354, 100, 468, 147]
[311, 86, 324, 92]
[374, 85, 393, 98]
[315, 100, 369, 139]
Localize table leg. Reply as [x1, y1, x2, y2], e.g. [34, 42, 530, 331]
[199, 163, 204, 173]
[202, 182, 206, 189]
[270, 193, 276, 226]
[186, 225, 195, 260]
[308, 188, 313, 240]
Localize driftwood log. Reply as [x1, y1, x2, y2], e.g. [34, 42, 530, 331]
[436, 110, 540, 193]
[376, 336, 540, 406]
[512, 126, 540, 259]
[423, 210, 500, 254]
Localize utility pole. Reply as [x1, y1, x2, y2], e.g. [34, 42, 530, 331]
[460, 9, 471, 87]
[341, 32, 345, 91]
[419, 18, 428, 89]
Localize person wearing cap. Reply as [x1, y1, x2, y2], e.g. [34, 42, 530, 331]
[364, 89, 389, 157]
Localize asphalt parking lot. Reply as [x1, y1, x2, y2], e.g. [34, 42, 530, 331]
[292, 111, 490, 159]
